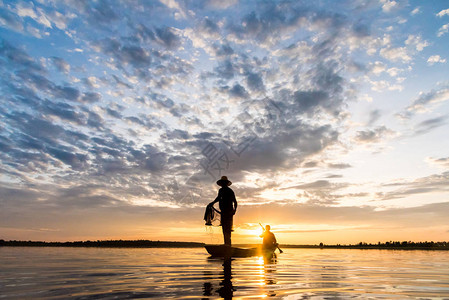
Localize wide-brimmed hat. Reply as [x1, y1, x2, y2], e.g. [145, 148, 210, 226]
[216, 176, 232, 186]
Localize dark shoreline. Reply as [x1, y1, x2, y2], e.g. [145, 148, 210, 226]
[0, 240, 205, 248]
[280, 244, 449, 250]
[1, 239, 448, 250]
[237, 242, 449, 251]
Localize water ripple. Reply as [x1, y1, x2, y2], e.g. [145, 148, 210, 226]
[1, 247, 449, 299]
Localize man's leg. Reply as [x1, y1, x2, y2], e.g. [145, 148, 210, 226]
[222, 215, 232, 246]
[223, 228, 231, 246]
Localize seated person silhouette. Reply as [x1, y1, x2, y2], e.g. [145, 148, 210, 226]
[260, 225, 278, 251]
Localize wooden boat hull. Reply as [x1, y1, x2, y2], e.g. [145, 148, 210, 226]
[205, 245, 274, 258]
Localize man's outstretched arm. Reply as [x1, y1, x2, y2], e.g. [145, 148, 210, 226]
[210, 189, 222, 205]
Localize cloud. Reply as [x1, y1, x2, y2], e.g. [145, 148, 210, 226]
[355, 126, 394, 143]
[212, 42, 234, 57]
[370, 61, 386, 75]
[410, 7, 420, 16]
[328, 163, 352, 169]
[407, 86, 449, 113]
[0, 39, 45, 73]
[274, 178, 353, 206]
[295, 180, 331, 189]
[367, 109, 382, 126]
[379, 171, 449, 200]
[84, 0, 119, 24]
[436, 9, 449, 17]
[405, 35, 428, 51]
[224, 2, 338, 46]
[246, 72, 265, 92]
[159, 0, 188, 19]
[206, 0, 238, 10]
[154, 27, 181, 49]
[426, 157, 449, 169]
[95, 38, 151, 68]
[380, 0, 398, 13]
[47, 147, 88, 170]
[370, 79, 403, 92]
[0, 9, 24, 32]
[414, 116, 448, 135]
[213, 59, 235, 79]
[1, 37, 177, 191]
[379, 46, 411, 62]
[239, 200, 449, 231]
[45, 9, 74, 30]
[292, 90, 330, 114]
[51, 57, 71, 74]
[280, 63, 345, 117]
[92, 28, 187, 82]
[437, 23, 449, 37]
[16, 2, 51, 28]
[228, 83, 249, 98]
[427, 55, 447, 65]
[81, 92, 102, 103]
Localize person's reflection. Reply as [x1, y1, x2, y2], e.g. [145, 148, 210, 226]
[202, 276, 213, 297]
[263, 253, 277, 297]
[264, 252, 277, 265]
[217, 258, 234, 299]
[203, 257, 235, 299]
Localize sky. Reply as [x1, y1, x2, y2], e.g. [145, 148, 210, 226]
[1, 0, 449, 245]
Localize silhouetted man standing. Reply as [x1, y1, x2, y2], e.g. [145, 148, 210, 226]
[209, 176, 237, 246]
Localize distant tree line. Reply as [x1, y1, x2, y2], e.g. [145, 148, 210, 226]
[313, 241, 449, 250]
[271, 241, 449, 250]
[0, 239, 205, 248]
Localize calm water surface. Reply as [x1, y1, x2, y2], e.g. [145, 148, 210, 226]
[1, 247, 449, 299]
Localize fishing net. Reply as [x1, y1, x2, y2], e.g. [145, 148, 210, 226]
[204, 205, 221, 227]
[204, 205, 222, 244]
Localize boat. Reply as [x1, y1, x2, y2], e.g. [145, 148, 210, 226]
[205, 244, 275, 258]
[205, 245, 257, 257]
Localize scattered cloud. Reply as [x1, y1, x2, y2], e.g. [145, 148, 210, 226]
[436, 9, 449, 18]
[327, 163, 352, 169]
[51, 57, 70, 74]
[206, 0, 238, 10]
[427, 55, 447, 65]
[370, 79, 403, 92]
[370, 61, 386, 75]
[0, 8, 25, 33]
[159, 0, 188, 19]
[367, 109, 382, 126]
[355, 126, 395, 144]
[379, 46, 411, 62]
[414, 116, 448, 135]
[410, 7, 421, 16]
[407, 86, 449, 113]
[379, 171, 449, 200]
[437, 23, 449, 37]
[380, 0, 398, 13]
[405, 35, 429, 51]
[426, 157, 449, 169]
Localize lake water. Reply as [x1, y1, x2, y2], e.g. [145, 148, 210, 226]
[1, 247, 449, 299]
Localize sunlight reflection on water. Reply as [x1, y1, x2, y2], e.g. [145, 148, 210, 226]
[1, 247, 449, 299]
